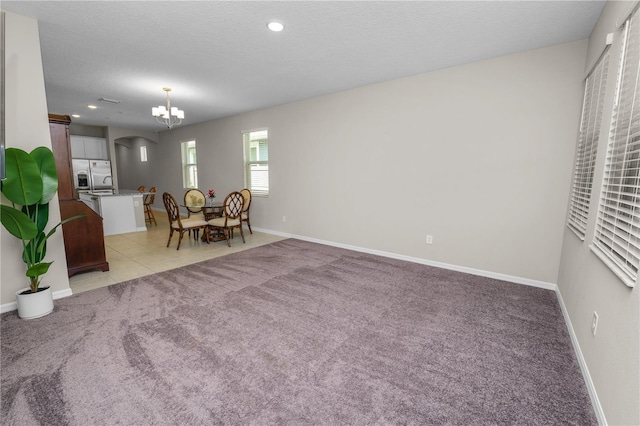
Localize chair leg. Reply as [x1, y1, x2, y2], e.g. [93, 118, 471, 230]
[238, 224, 245, 244]
[166, 228, 174, 247]
[224, 228, 231, 247]
[246, 218, 252, 234]
[149, 208, 157, 225]
[176, 230, 186, 250]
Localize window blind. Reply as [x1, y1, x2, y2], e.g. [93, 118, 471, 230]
[593, 13, 640, 288]
[568, 48, 610, 238]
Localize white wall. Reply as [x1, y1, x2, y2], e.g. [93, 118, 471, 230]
[115, 137, 158, 192]
[105, 126, 159, 192]
[557, 1, 640, 425]
[1, 11, 71, 305]
[155, 40, 587, 286]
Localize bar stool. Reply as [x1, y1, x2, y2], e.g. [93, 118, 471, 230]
[144, 187, 157, 225]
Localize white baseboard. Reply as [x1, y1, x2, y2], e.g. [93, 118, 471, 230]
[555, 290, 607, 425]
[0, 287, 74, 314]
[254, 227, 557, 291]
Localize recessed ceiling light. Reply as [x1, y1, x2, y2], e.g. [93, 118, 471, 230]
[87, 105, 97, 109]
[267, 21, 284, 32]
[71, 114, 80, 118]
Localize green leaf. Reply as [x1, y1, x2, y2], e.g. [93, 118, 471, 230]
[24, 231, 47, 265]
[1, 148, 43, 206]
[0, 205, 38, 240]
[22, 203, 50, 234]
[26, 262, 52, 278]
[31, 147, 58, 204]
[33, 214, 85, 261]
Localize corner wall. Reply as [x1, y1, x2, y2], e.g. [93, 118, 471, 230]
[1, 11, 71, 306]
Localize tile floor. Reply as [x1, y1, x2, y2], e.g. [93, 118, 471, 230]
[69, 209, 285, 294]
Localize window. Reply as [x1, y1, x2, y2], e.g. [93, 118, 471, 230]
[243, 129, 269, 195]
[567, 48, 610, 238]
[140, 145, 147, 162]
[593, 12, 640, 288]
[181, 140, 198, 189]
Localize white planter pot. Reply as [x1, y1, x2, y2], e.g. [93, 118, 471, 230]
[15, 286, 54, 320]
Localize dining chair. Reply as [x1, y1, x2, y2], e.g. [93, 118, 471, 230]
[207, 191, 245, 247]
[144, 186, 157, 226]
[137, 185, 146, 192]
[162, 192, 209, 250]
[184, 189, 206, 217]
[184, 188, 206, 239]
[240, 188, 252, 234]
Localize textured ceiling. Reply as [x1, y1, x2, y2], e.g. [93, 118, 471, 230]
[3, 1, 605, 132]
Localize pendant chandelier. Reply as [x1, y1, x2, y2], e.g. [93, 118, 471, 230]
[151, 87, 185, 129]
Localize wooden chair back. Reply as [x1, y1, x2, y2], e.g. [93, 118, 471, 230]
[184, 189, 205, 216]
[145, 186, 156, 205]
[223, 192, 244, 219]
[163, 192, 181, 225]
[240, 188, 251, 213]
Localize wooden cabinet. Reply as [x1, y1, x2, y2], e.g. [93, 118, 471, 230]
[49, 116, 75, 201]
[70, 135, 108, 159]
[59, 200, 110, 276]
[49, 114, 109, 276]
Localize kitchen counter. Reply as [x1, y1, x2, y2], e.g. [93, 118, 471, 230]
[87, 189, 148, 196]
[79, 190, 146, 236]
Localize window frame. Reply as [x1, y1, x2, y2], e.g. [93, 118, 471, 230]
[243, 129, 269, 196]
[181, 139, 198, 189]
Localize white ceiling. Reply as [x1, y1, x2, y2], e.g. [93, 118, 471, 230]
[3, 1, 606, 132]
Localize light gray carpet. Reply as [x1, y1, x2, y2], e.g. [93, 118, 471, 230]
[1, 239, 596, 425]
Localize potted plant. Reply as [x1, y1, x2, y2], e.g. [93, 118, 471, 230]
[1, 146, 83, 319]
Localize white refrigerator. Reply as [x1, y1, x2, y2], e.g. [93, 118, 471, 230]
[88, 160, 112, 191]
[72, 159, 112, 193]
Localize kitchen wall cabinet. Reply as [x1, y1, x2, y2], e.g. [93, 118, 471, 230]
[70, 135, 108, 159]
[49, 115, 110, 276]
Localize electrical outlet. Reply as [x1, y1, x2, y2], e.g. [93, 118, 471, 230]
[426, 235, 433, 245]
[592, 311, 599, 336]
[282, 216, 287, 223]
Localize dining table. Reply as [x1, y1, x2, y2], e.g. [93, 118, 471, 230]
[200, 202, 226, 242]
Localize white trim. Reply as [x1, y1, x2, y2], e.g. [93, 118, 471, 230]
[555, 290, 607, 425]
[254, 227, 556, 291]
[0, 287, 73, 314]
[589, 243, 636, 288]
